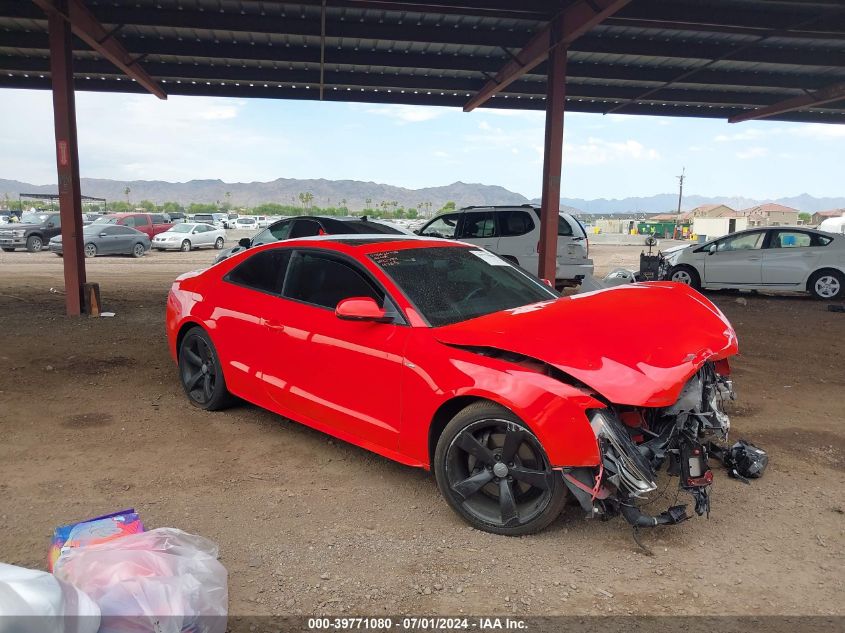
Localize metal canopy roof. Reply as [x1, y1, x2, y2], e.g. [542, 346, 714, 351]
[1, 0, 844, 123]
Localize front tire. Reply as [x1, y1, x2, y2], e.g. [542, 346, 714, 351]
[26, 236, 43, 253]
[180, 239, 191, 252]
[668, 264, 701, 290]
[178, 327, 232, 411]
[434, 402, 567, 536]
[214, 237, 224, 249]
[808, 269, 844, 300]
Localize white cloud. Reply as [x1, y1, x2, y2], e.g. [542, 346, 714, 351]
[363, 104, 444, 123]
[715, 128, 777, 142]
[564, 138, 661, 165]
[788, 124, 845, 141]
[736, 147, 769, 159]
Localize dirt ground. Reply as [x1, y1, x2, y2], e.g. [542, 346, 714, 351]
[0, 242, 843, 617]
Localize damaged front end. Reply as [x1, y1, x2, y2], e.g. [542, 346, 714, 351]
[562, 360, 736, 528]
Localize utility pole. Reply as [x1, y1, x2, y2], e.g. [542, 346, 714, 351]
[676, 167, 685, 214]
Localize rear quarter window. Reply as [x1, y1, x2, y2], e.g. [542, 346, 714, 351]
[224, 249, 292, 295]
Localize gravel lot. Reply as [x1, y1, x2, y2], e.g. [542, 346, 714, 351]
[0, 241, 843, 617]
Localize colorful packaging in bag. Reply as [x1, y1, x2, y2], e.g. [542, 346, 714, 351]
[48, 509, 145, 571]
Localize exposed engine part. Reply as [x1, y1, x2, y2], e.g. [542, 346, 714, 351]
[590, 361, 737, 527]
[708, 439, 769, 483]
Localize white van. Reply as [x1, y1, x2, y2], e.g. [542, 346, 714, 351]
[818, 215, 845, 235]
[417, 205, 593, 287]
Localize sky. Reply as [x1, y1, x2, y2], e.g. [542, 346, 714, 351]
[1, 87, 844, 200]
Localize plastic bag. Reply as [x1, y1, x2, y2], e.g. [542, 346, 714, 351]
[53, 528, 227, 633]
[0, 562, 100, 633]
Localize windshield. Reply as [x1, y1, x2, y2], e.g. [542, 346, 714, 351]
[368, 246, 558, 327]
[20, 213, 48, 224]
[169, 224, 193, 233]
[92, 216, 117, 224]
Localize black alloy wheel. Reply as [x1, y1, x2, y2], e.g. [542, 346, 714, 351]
[178, 327, 231, 410]
[434, 402, 567, 535]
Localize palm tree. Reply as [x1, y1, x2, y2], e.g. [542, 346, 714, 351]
[123, 186, 131, 204]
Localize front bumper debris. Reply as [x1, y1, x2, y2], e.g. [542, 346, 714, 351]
[563, 361, 745, 529]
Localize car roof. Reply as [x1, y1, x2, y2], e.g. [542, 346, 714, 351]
[254, 234, 467, 255]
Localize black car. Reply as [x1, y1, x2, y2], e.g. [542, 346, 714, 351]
[214, 215, 407, 263]
[0, 212, 61, 252]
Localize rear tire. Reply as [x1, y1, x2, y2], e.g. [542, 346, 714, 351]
[214, 237, 225, 249]
[26, 235, 43, 253]
[83, 243, 97, 258]
[668, 264, 701, 290]
[808, 269, 844, 300]
[180, 240, 191, 252]
[434, 401, 567, 536]
[178, 327, 232, 411]
[132, 242, 146, 258]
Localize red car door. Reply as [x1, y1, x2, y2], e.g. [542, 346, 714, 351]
[207, 249, 293, 405]
[263, 250, 408, 450]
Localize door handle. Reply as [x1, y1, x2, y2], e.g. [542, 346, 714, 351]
[264, 319, 285, 331]
[747, 257, 761, 261]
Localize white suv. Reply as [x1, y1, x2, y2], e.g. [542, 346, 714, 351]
[417, 205, 593, 286]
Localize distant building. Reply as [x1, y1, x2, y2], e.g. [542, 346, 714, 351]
[686, 204, 737, 219]
[811, 209, 845, 225]
[740, 203, 800, 227]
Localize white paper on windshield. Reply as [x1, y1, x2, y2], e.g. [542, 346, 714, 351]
[469, 250, 509, 266]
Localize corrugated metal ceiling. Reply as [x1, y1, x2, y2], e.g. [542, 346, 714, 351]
[0, 0, 843, 122]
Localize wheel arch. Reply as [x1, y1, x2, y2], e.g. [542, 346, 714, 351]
[427, 395, 491, 466]
[806, 266, 845, 290]
[175, 319, 206, 359]
[425, 385, 601, 469]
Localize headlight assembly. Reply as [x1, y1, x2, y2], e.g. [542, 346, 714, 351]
[589, 409, 657, 496]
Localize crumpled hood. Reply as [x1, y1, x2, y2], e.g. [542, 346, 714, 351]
[435, 282, 738, 407]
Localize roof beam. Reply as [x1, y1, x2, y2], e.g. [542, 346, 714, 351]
[729, 80, 845, 122]
[463, 0, 632, 111]
[5, 28, 845, 71]
[5, 74, 845, 125]
[30, 0, 165, 99]
[6, 54, 841, 96]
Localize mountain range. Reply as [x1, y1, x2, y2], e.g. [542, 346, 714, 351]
[2, 177, 843, 214]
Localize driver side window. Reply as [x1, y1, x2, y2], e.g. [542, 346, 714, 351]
[715, 232, 765, 252]
[420, 213, 461, 239]
[266, 220, 293, 242]
[283, 252, 383, 310]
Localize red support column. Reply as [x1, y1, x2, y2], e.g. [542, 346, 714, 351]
[48, 0, 86, 315]
[538, 30, 567, 284]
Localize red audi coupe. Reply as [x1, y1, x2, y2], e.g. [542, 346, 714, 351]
[166, 236, 738, 535]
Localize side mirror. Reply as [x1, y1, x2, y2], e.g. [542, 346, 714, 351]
[335, 297, 392, 323]
[413, 229, 421, 235]
[47, 222, 55, 228]
[707, 243, 717, 254]
[238, 237, 251, 248]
